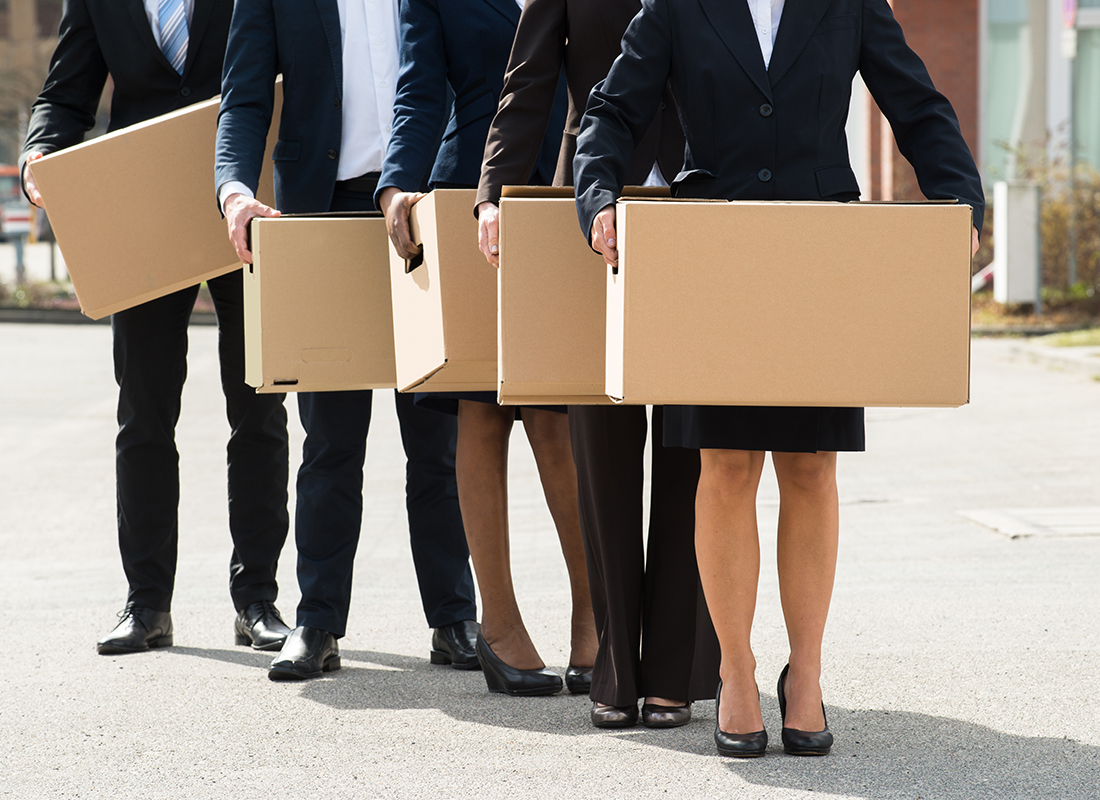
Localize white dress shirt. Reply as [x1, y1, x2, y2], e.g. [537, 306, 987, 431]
[142, 0, 195, 49]
[746, 0, 785, 69]
[219, 0, 401, 210]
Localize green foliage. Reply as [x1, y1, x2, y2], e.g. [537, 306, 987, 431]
[1002, 142, 1100, 292]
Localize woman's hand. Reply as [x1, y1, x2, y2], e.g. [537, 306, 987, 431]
[379, 186, 426, 260]
[590, 205, 618, 268]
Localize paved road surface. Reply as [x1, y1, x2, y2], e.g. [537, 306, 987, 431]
[1, 324, 1097, 799]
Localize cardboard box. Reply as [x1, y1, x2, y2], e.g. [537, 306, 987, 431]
[388, 189, 498, 392]
[497, 187, 613, 405]
[245, 214, 397, 393]
[609, 200, 973, 407]
[29, 84, 282, 319]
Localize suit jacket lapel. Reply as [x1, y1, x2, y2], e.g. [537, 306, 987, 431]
[125, 0, 178, 75]
[767, 0, 833, 87]
[181, 0, 215, 82]
[314, 0, 344, 96]
[697, 0, 771, 100]
[483, 0, 521, 26]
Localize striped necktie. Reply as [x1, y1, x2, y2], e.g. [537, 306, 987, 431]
[158, 0, 189, 75]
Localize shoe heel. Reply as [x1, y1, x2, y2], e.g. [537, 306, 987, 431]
[429, 649, 451, 666]
[322, 656, 341, 673]
[149, 635, 173, 649]
[234, 634, 251, 647]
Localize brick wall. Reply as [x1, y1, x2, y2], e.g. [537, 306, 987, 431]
[870, 0, 981, 200]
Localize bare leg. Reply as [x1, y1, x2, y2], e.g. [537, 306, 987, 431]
[520, 408, 598, 668]
[456, 400, 542, 670]
[696, 448, 767, 734]
[772, 451, 838, 732]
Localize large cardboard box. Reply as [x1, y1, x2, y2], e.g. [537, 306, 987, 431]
[245, 214, 397, 393]
[388, 189, 498, 393]
[29, 84, 282, 319]
[497, 187, 612, 405]
[609, 200, 973, 407]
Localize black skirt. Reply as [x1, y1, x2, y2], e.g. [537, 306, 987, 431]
[662, 405, 865, 452]
[413, 391, 566, 418]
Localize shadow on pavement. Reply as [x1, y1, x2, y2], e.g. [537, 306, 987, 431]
[719, 706, 1100, 800]
[164, 645, 1100, 799]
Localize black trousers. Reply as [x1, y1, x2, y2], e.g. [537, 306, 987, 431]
[113, 270, 290, 612]
[569, 405, 720, 707]
[289, 182, 477, 637]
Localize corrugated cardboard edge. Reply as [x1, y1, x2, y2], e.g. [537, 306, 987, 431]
[84, 263, 240, 320]
[243, 221, 266, 390]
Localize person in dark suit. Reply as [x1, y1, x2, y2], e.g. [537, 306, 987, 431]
[475, 0, 720, 729]
[20, 0, 293, 656]
[574, 0, 984, 756]
[376, 0, 597, 697]
[215, 0, 479, 681]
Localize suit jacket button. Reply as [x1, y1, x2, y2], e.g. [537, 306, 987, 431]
[758, 169, 772, 182]
[180, 87, 191, 97]
[328, 149, 338, 159]
[334, 98, 342, 109]
[760, 103, 773, 117]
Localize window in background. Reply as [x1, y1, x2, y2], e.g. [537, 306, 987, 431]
[1077, 28, 1100, 170]
[985, 0, 1031, 182]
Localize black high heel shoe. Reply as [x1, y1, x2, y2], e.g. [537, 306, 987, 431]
[777, 664, 833, 756]
[564, 665, 592, 695]
[714, 679, 768, 758]
[475, 633, 563, 696]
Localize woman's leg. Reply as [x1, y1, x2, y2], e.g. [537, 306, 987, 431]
[696, 448, 767, 734]
[771, 451, 838, 732]
[520, 408, 598, 669]
[456, 400, 543, 669]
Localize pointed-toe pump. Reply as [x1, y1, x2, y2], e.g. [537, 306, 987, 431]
[777, 664, 833, 756]
[714, 679, 768, 758]
[475, 633, 563, 696]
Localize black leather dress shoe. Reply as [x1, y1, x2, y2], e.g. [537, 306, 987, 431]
[564, 665, 592, 695]
[475, 633, 562, 696]
[642, 702, 693, 728]
[591, 702, 639, 729]
[97, 605, 173, 655]
[268, 626, 340, 681]
[777, 664, 833, 756]
[714, 680, 768, 758]
[234, 600, 292, 651]
[430, 620, 481, 670]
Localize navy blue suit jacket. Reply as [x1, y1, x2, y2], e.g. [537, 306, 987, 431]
[377, 0, 566, 197]
[215, 0, 350, 214]
[574, 0, 985, 240]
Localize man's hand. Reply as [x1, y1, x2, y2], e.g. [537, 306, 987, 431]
[225, 192, 280, 264]
[23, 152, 45, 208]
[972, 225, 980, 258]
[379, 186, 425, 261]
[591, 205, 618, 269]
[477, 201, 500, 267]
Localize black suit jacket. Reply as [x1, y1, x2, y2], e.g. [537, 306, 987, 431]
[378, 0, 565, 198]
[21, 0, 231, 176]
[477, 0, 683, 207]
[574, 0, 985, 241]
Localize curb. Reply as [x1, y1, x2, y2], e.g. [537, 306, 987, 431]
[1005, 341, 1100, 378]
[0, 308, 217, 326]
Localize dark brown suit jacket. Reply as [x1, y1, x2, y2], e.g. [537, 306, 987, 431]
[475, 0, 683, 206]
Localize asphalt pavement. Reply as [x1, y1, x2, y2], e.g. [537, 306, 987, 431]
[1, 323, 1097, 799]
